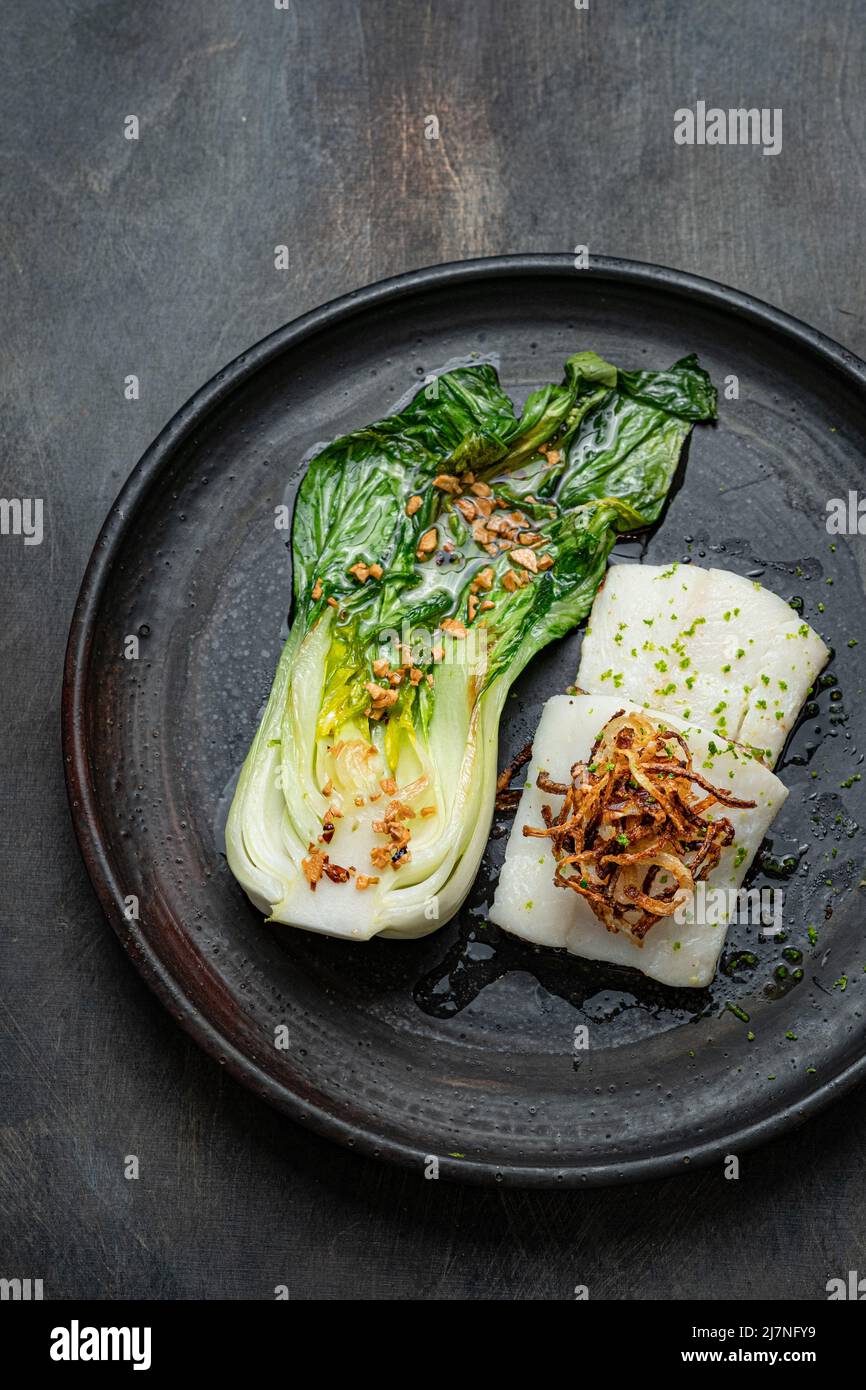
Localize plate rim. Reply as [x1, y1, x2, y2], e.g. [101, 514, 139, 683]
[62, 252, 866, 1187]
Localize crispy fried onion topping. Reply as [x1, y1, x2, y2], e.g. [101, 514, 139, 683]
[523, 711, 756, 944]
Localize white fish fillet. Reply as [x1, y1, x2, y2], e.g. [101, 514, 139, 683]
[489, 695, 787, 988]
[576, 562, 829, 766]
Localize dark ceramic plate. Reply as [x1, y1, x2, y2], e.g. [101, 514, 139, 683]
[63, 256, 866, 1186]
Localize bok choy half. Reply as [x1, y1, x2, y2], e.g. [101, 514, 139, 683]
[225, 351, 716, 939]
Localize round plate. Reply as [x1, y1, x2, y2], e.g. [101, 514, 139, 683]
[63, 256, 866, 1186]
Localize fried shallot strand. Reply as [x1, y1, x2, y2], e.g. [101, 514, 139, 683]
[495, 742, 534, 811]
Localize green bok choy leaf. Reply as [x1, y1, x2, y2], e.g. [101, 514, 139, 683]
[225, 351, 716, 939]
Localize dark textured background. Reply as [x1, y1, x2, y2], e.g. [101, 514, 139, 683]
[2, 0, 864, 1300]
